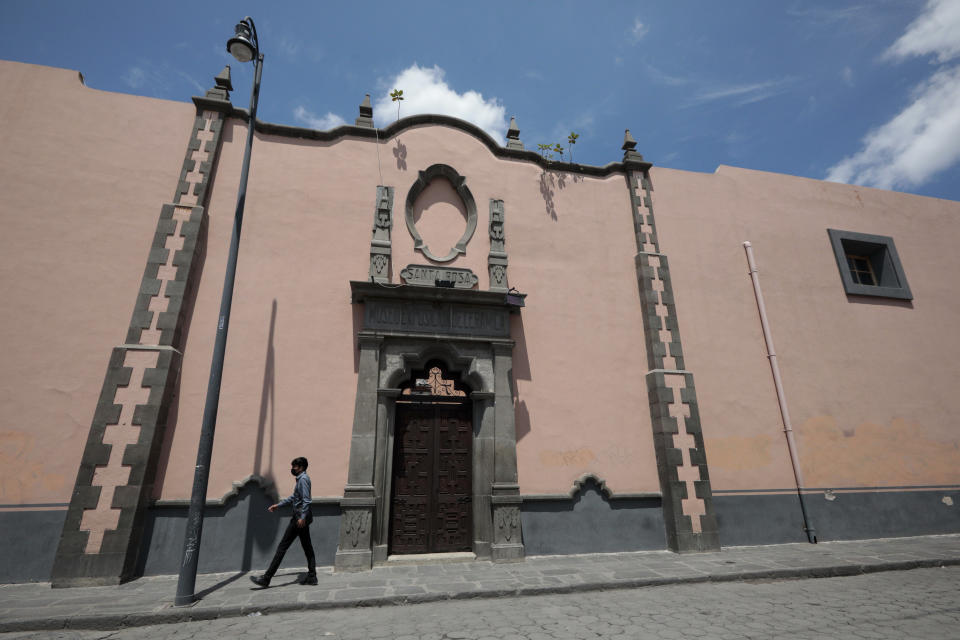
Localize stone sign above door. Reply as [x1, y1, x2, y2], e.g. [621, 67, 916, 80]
[400, 264, 479, 289]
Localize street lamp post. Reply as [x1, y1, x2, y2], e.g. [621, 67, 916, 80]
[175, 16, 263, 607]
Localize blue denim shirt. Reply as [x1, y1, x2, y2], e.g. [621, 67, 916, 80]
[277, 471, 312, 521]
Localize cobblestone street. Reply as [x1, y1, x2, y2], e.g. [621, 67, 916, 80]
[5, 566, 958, 640]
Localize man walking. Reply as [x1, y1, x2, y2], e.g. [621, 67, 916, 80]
[250, 457, 318, 587]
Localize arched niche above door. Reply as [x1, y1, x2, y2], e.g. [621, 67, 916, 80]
[405, 164, 478, 263]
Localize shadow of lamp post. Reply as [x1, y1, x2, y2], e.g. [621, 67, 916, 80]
[175, 16, 264, 607]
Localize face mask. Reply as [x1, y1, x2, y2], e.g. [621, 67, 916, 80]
[290, 468, 299, 477]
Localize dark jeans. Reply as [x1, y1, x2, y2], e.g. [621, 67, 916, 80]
[264, 515, 316, 579]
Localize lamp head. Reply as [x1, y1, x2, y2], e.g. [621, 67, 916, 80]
[227, 21, 256, 63]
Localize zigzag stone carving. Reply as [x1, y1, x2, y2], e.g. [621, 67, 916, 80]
[51, 73, 231, 586]
[622, 132, 719, 553]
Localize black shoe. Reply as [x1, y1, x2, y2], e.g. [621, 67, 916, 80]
[300, 574, 318, 586]
[249, 575, 270, 588]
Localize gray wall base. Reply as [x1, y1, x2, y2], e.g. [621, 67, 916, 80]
[138, 488, 339, 576]
[473, 540, 492, 560]
[491, 543, 525, 562]
[714, 489, 960, 547]
[520, 482, 666, 556]
[1, 510, 67, 583]
[334, 549, 373, 572]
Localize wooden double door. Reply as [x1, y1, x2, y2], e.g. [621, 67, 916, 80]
[390, 400, 472, 554]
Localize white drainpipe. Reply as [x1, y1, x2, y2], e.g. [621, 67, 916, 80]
[743, 241, 817, 543]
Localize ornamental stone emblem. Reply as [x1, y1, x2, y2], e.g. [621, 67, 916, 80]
[404, 164, 478, 263]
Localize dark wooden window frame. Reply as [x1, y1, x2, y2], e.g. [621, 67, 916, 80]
[827, 229, 913, 300]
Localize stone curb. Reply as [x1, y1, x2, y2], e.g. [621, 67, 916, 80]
[2, 558, 958, 633]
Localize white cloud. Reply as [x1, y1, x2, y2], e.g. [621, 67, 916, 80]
[278, 35, 302, 59]
[885, 0, 960, 63]
[827, 0, 960, 190]
[123, 67, 146, 89]
[786, 4, 890, 38]
[555, 112, 595, 134]
[786, 5, 867, 26]
[177, 71, 205, 94]
[841, 66, 854, 87]
[293, 106, 346, 130]
[685, 78, 795, 107]
[630, 18, 649, 42]
[826, 65, 960, 189]
[121, 62, 204, 95]
[642, 61, 690, 86]
[373, 64, 507, 141]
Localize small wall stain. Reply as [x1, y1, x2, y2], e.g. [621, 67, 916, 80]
[943, 496, 954, 507]
[1, 431, 67, 502]
[704, 434, 773, 471]
[798, 415, 960, 487]
[540, 448, 596, 467]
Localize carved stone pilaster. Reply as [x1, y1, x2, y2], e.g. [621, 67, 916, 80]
[471, 390, 496, 559]
[488, 199, 508, 292]
[336, 334, 383, 571]
[372, 387, 401, 563]
[335, 485, 375, 571]
[491, 486, 524, 561]
[490, 342, 524, 561]
[369, 186, 394, 283]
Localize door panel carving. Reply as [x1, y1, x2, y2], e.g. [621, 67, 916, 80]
[391, 402, 472, 554]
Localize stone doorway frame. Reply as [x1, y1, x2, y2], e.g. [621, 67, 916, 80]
[335, 282, 525, 571]
[385, 362, 475, 557]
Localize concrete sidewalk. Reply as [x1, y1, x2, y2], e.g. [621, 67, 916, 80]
[2, 534, 959, 633]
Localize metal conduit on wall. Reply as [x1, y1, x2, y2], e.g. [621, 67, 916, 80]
[743, 241, 817, 544]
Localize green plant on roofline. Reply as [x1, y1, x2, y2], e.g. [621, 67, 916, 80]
[390, 88, 404, 121]
[567, 132, 579, 162]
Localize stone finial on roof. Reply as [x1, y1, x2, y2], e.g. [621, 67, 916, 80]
[205, 66, 233, 101]
[622, 128, 645, 163]
[506, 116, 524, 150]
[356, 94, 375, 128]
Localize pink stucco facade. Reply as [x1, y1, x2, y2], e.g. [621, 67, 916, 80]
[0, 61, 195, 507]
[651, 165, 960, 493]
[161, 120, 660, 502]
[2, 60, 958, 583]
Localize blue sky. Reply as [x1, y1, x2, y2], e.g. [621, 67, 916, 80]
[2, 1, 959, 201]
